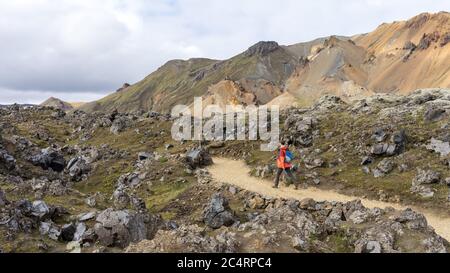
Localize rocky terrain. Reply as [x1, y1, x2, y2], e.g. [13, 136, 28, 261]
[1, 88, 450, 253]
[77, 12, 450, 113]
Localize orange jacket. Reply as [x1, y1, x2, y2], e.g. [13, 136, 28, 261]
[277, 146, 292, 169]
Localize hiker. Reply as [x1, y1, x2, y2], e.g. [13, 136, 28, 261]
[273, 140, 297, 189]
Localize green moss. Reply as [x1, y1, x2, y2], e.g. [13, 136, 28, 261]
[160, 211, 178, 221]
[395, 230, 427, 252]
[228, 198, 252, 223]
[43, 195, 88, 217]
[145, 180, 193, 213]
[74, 160, 134, 196]
[326, 233, 353, 253]
[246, 149, 274, 167]
[0, 229, 63, 253]
[0, 183, 17, 192]
[159, 157, 169, 163]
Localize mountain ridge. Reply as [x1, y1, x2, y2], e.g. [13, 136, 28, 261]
[40, 97, 74, 111]
[79, 11, 450, 113]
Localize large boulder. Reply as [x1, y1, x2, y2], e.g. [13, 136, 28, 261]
[185, 148, 213, 169]
[424, 106, 446, 122]
[203, 194, 236, 229]
[116, 172, 141, 189]
[411, 169, 441, 198]
[371, 143, 392, 156]
[426, 138, 450, 157]
[31, 201, 50, 219]
[110, 117, 128, 135]
[304, 157, 325, 169]
[283, 114, 318, 147]
[411, 185, 435, 198]
[66, 157, 91, 181]
[0, 148, 16, 171]
[412, 169, 441, 186]
[324, 206, 345, 231]
[373, 158, 395, 178]
[39, 221, 61, 241]
[370, 130, 407, 157]
[30, 147, 66, 172]
[94, 208, 161, 248]
[394, 208, 428, 230]
[60, 223, 77, 242]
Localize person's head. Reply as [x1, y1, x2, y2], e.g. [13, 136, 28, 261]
[281, 139, 293, 147]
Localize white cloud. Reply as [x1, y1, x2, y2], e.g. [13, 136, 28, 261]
[0, 0, 449, 104]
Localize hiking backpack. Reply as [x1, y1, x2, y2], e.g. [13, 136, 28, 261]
[285, 150, 294, 163]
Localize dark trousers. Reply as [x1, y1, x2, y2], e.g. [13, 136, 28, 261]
[274, 168, 296, 188]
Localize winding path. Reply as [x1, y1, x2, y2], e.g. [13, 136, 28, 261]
[208, 157, 450, 241]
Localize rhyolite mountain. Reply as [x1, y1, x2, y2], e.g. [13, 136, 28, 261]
[79, 11, 450, 113]
[80, 42, 299, 113]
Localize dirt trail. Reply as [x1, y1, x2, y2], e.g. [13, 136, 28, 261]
[208, 157, 450, 241]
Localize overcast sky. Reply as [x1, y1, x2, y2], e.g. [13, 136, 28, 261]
[0, 0, 449, 104]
